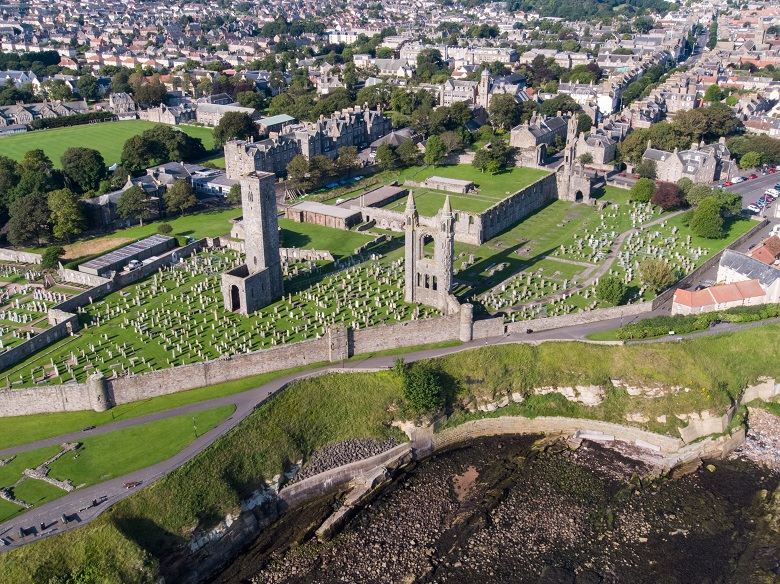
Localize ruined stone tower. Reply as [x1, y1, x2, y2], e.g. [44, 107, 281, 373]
[556, 116, 593, 202]
[404, 192, 458, 315]
[221, 172, 283, 315]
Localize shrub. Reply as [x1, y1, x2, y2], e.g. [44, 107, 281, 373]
[41, 245, 65, 269]
[157, 223, 173, 234]
[402, 363, 444, 413]
[176, 236, 188, 247]
[639, 259, 677, 293]
[595, 275, 626, 306]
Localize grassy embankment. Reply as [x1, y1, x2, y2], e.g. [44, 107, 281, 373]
[1, 326, 779, 582]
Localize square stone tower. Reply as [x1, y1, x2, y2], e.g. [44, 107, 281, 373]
[221, 172, 283, 315]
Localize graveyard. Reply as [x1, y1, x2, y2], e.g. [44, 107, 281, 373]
[0, 405, 233, 523]
[0, 264, 87, 350]
[475, 188, 755, 319]
[1, 246, 438, 388]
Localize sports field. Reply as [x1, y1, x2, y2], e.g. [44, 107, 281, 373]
[0, 121, 215, 167]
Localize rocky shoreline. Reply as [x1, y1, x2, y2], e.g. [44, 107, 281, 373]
[735, 406, 780, 472]
[284, 438, 399, 486]
[211, 432, 780, 584]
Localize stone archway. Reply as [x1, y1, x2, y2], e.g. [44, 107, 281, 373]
[575, 191, 584, 202]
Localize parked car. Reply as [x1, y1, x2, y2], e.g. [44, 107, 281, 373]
[715, 183, 726, 188]
[770, 168, 777, 173]
[748, 174, 758, 179]
[765, 194, 776, 202]
[81, 425, 96, 432]
[775, 183, 780, 190]
[747, 204, 761, 213]
[123, 481, 142, 489]
[724, 181, 734, 186]
[733, 176, 746, 183]
[748, 243, 757, 250]
[124, 259, 141, 271]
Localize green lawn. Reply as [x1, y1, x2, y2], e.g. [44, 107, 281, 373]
[403, 165, 550, 200]
[0, 406, 233, 523]
[0, 121, 215, 167]
[102, 208, 241, 242]
[48, 405, 234, 488]
[279, 218, 374, 258]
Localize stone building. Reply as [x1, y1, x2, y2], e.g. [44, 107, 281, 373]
[108, 92, 136, 119]
[196, 103, 259, 127]
[221, 172, 284, 315]
[510, 113, 569, 167]
[139, 102, 196, 125]
[225, 105, 391, 177]
[576, 128, 618, 168]
[642, 138, 734, 184]
[284, 201, 362, 230]
[404, 192, 459, 315]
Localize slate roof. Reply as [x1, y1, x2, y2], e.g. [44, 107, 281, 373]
[719, 249, 780, 288]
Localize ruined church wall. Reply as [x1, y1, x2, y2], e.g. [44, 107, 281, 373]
[0, 313, 80, 373]
[479, 174, 557, 243]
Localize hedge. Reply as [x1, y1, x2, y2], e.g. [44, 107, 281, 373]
[615, 304, 780, 340]
[30, 112, 118, 130]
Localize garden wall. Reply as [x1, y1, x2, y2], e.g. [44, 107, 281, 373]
[0, 313, 79, 374]
[0, 249, 42, 264]
[0, 382, 94, 417]
[351, 315, 460, 355]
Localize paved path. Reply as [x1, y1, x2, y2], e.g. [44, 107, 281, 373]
[1, 313, 778, 551]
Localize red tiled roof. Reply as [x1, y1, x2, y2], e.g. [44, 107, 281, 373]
[673, 279, 765, 308]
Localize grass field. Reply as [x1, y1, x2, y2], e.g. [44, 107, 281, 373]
[279, 218, 374, 258]
[0, 406, 233, 523]
[0, 121, 215, 168]
[379, 165, 550, 216]
[3, 325, 780, 583]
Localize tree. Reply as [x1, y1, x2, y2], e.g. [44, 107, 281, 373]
[577, 112, 593, 135]
[374, 144, 398, 170]
[424, 135, 447, 167]
[488, 93, 520, 131]
[157, 223, 173, 234]
[686, 185, 713, 205]
[164, 180, 197, 216]
[397, 140, 421, 166]
[286, 155, 310, 186]
[639, 259, 677, 293]
[335, 146, 359, 175]
[120, 135, 156, 173]
[236, 90, 265, 110]
[7, 191, 51, 246]
[0, 155, 20, 213]
[739, 151, 762, 169]
[76, 74, 99, 101]
[676, 177, 694, 196]
[133, 81, 168, 107]
[41, 245, 65, 269]
[227, 183, 242, 205]
[402, 363, 444, 413]
[440, 130, 463, 153]
[596, 275, 626, 306]
[116, 185, 152, 226]
[703, 84, 724, 103]
[60, 148, 106, 194]
[415, 48, 445, 81]
[634, 159, 657, 179]
[711, 188, 742, 215]
[213, 111, 259, 147]
[472, 149, 492, 173]
[578, 152, 593, 164]
[307, 155, 335, 187]
[630, 178, 655, 203]
[651, 181, 685, 210]
[689, 197, 725, 239]
[48, 188, 84, 242]
[538, 94, 579, 117]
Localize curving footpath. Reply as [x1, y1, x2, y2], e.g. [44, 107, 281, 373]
[0, 315, 777, 552]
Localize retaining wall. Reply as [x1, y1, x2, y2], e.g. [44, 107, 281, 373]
[506, 301, 653, 333]
[351, 315, 459, 355]
[57, 268, 111, 288]
[0, 249, 42, 264]
[0, 314, 79, 373]
[279, 443, 412, 509]
[0, 382, 94, 417]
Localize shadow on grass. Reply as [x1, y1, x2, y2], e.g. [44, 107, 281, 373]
[279, 230, 312, 249]
[112, 515, 187, 560]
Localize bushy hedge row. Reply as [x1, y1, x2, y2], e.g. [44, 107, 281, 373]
[30, 112, 118, 130]
[616, 304, 780, 339]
